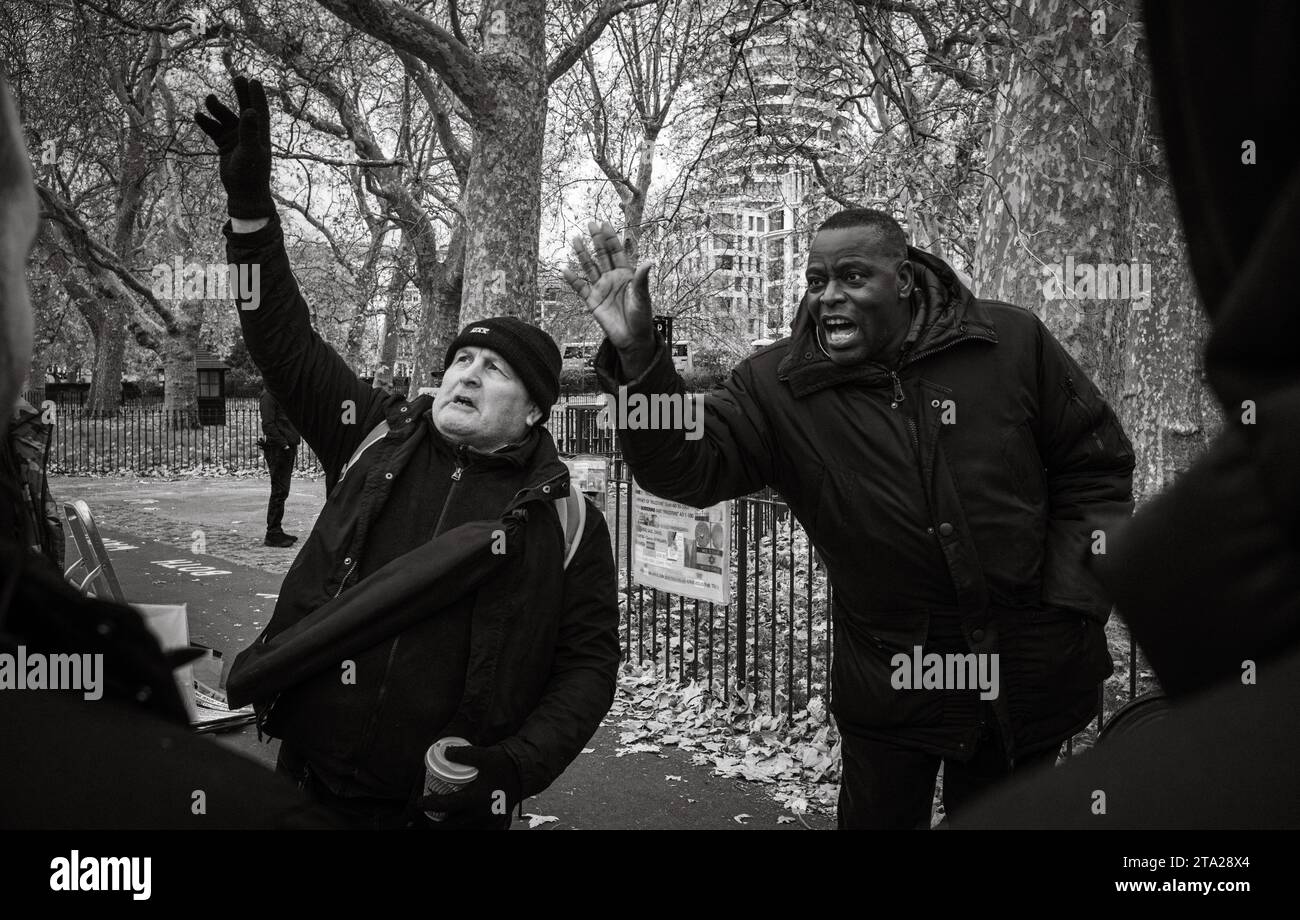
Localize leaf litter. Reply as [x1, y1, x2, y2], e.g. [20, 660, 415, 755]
[611, 661, 840, 817]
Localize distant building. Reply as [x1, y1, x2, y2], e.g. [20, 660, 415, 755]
[682, 0, 847, 344]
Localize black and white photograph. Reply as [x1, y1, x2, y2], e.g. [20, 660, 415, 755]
[0, 0, 1294, 898]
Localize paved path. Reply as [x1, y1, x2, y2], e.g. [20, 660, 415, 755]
[52, 475, 831, 830]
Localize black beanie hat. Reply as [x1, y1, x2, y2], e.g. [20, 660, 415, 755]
[444, 316, 562, 421]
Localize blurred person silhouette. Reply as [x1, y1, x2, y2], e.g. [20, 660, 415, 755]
[0, 71, 338, 829]
[954, 0, 1300, 828]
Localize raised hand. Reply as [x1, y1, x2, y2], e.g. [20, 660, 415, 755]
[193, 75, 275, 220]
[561, 219, 656, 379]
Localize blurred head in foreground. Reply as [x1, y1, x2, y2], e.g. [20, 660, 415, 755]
[0, 74, 37, 434]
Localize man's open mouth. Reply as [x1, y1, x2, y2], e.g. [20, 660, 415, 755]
[820, 315, 860, 348]
[451, 394, 476, 410]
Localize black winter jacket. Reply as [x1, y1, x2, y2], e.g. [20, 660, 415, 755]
[953, 1, 1300, 827]
[225, 215, 620, 802]
[259, 390, 300, 447]
[596, 247, 1135, 759]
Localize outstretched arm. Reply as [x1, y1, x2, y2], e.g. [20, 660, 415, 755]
[565, 220, 778, 507]
[197, 76, 388, 484]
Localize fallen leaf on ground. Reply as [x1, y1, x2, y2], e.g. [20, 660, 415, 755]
[523, 814, 559, 829]
[733, 813, 751, 824]
[615, 743, 662, 757]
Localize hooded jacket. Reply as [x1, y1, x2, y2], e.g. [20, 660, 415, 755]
[224, 215, 620, 804]
[595, 246, 1135, 759]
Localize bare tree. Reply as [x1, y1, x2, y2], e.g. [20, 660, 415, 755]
[971, 0, 1214, 498]
[313, 0, 657, 328]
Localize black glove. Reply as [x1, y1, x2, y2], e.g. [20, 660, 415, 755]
[194, 75, 275, 219]
[419, 744, 522, 829]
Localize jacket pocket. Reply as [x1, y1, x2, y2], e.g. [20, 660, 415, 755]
[1000, 422, 1046, 500]
[833, 608, 943, 731]
[1000, 605, 1112, 703]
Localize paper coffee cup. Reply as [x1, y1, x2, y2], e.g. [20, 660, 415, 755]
[422, 736, 478, 822]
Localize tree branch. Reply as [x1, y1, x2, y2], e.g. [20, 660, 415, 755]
[314, 0, 490, 111]
[547, 0, 660, 85]
[397, 51, 470, 185]
[35, 183, 178, 332]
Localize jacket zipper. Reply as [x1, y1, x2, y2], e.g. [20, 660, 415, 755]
[1063, 376, 1092, 421]
[887, 370, 905, 407]
[433, 452, 468, 538]
[351, 446, 465, 772]
[333, 557, 360, 599]
[899, 329, 991, 370]
[884, 328, 989, 408]
[355, 633, 403, 766]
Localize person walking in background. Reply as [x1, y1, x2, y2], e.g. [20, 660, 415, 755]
[258, 387, 298, 547]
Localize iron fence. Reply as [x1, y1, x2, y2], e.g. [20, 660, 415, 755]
[32, 397, 613, 476]
[600, 455, 1148, 755]
[35, 399, 325, 476]
[37, 394, 1150, 750]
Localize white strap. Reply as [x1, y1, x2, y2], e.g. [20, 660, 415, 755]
[555, 491, 587, 570]
[337, 420, 390, 485]
[339, 418, 586, 569]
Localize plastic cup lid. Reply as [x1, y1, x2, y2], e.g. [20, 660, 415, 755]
[425, 736, 479, 783]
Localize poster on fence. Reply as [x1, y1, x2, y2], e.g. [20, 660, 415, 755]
[562, 455, 608, 517]
[631, 481, 730, 605]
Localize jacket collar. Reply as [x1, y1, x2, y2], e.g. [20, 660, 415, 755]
[416, 399, 571, 511]
[776, 246, 999, 398]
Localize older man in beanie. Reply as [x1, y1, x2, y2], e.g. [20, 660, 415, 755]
[198, 75, 619, 829]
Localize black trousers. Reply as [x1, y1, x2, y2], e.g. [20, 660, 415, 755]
[262, 444, 296, 532]
[837, 721, 1061, 829]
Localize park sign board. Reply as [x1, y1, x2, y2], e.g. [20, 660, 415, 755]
[630, 481, 730, 605]
[562, 455, 609, 517]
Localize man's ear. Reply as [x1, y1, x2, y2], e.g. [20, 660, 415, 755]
[525, 402, 542, 427]
[896, 259, 915, 299]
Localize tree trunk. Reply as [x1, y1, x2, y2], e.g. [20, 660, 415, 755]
[375, 235, 411, 390]
[81, 294, 126, 417]
[344, 226, 389, 368]
[161, 321, 202, 429]
[971, 0, 1211, 500]
[457, 0, 547, 324]
[409, 227, 465, 397]
[1115, 27, 1217, 500]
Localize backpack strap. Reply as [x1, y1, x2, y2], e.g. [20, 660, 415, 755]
[341, 417, 587, 568]
[337, 419, 390, 486]
[554, 489, 586, 571]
